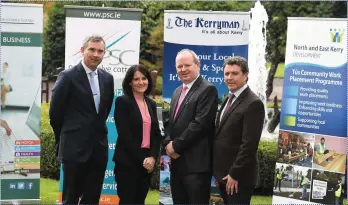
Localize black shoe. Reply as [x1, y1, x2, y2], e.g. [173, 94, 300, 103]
[8, 85, 12, 92]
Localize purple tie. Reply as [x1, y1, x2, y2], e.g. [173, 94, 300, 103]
[221, 93, 235, 120]
[174, 85, 188, 119]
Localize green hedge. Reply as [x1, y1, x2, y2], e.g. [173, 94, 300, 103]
[40, 103, 60, 179]
[40, 103, 277, 194]
[155, 76, 162, 95]
[256, 141, 278, 195]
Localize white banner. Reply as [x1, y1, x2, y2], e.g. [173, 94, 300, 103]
[60, 5, 142, 204]
[64, 6, 142, 89]
[273, 17, 347, 205]
[0, 2, 43, 203]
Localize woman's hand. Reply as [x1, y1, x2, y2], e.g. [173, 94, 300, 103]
[143, 157, 155, 172]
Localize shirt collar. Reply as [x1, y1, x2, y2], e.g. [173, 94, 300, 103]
[183, 74, 200, 89]
[229, 83, 248, 98]
[81, 60, 98, 75]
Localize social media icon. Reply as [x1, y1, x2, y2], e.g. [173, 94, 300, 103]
[17, 182, 25, 189]
[26, 182, 33, 190]
[9, 183, 16, 189]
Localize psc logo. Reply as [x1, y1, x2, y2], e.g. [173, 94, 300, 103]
[103, 49, 135, 66]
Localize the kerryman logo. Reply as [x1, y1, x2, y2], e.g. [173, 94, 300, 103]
[166, 18, 173, 29]
[167, 16, 240, 29]
[330, 28, 344, 43]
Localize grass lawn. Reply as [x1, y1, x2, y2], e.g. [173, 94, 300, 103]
[40, 178, 160, 204]
[40, 178, 59, 204]
[41, 178, 272, 204]
[266, 62, 285, 78]
[267, 101, 282, 108]
[40, 178, 346, 204]
[251, 195, 272, 204]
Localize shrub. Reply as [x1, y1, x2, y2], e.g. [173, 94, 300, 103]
[256, 140, 278, 195]
[40, 103, 60, 179]
[155, 76, 163, 95]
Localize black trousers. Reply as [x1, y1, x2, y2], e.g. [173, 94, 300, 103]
[274, 178, 282, 191]
[114, 163, 151, 204]
[218, 182, 254, 205]
[170, 171, 211, 204]
[62, 157, 107, 205]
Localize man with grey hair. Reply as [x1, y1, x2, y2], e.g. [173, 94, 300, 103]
[50, 35, 114, 204]
[213, 56, 265, 205]
[163, 48, 218, 204]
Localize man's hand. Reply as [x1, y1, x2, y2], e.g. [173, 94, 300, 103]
[165, 141, 181, 159]
[165, 141, 175, 155]
[143, 157, 155, 172]
[170, 152, 180, 159]
[0, 120, 12, 136]
[222, 175, 238, 195]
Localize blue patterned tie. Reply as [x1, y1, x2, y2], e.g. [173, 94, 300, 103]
[89, 71, 99, 113]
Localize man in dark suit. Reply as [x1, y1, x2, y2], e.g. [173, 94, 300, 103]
[49, 35, 114, 204]
[213, 56, 265, 205]
[163, 49, 218, 204]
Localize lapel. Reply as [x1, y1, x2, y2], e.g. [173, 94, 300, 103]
[97, 69, 105, 113]
[172, 76, 203, 125]
[215, 95, 229, 129]
[170, 88, 181, 121]
[129, 94, 143, 123]
[130, 95, 154, 137]
[215, 87, 250, 136]
[76, 63, 96, 112]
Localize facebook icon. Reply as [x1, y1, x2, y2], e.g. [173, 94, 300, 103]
[26, 182, 33, 190]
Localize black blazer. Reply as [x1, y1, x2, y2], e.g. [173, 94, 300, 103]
[49, 62, 114, 163]
[213, 86, 265, 186]
[163, 76, 218, 173]
[112, 94, 161, 167]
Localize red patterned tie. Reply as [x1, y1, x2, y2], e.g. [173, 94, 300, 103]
[174, 85, 188, 119]
[221, 93, 235, 120]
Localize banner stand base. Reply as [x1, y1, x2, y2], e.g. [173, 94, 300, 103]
[0, 199, 41, 204]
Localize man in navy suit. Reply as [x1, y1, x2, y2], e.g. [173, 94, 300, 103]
[49, 35, 114, 204]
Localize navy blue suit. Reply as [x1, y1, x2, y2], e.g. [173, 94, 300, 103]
[49, 62, 114, 204]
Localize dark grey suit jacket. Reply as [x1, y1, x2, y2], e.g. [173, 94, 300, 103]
[49, 62, 114, 164]
[213, 86, 265, 186]
[163, 76, 218, 174]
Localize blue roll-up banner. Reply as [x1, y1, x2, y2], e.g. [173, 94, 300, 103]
[160, 10, 250, 204]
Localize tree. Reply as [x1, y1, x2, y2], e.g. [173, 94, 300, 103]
[263, 1, 346, 132]
[42, 2, 68, 77]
